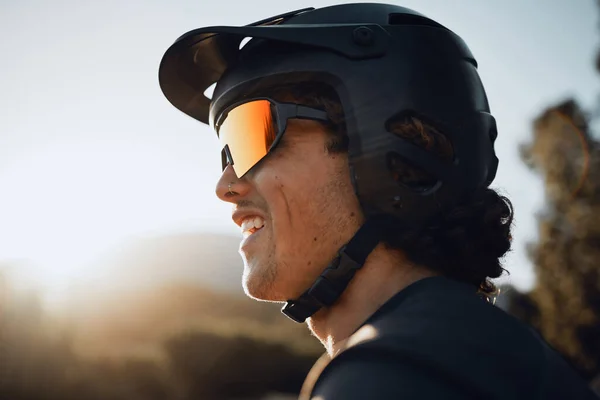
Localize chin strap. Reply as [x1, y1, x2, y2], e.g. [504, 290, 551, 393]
[281, 218, 384, 323]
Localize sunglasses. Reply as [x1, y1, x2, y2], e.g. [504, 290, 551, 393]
[215, 98, 329, 178]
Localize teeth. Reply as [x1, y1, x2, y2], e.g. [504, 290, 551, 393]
[241, 216, 265, 236]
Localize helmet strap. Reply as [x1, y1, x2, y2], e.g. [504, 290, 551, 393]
[281, 217, 384, 323]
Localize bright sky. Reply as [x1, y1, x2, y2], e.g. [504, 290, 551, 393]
[0, 0, 598, 296]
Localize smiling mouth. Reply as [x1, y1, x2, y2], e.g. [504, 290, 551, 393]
[241, 216, 265, 238]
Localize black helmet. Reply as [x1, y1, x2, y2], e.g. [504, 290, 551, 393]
[159, 3, 499, 322]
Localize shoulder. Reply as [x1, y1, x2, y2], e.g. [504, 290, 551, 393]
[303, 344, 469, 400]
[301, 278, 553, 399]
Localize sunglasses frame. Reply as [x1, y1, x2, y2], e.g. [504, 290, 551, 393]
[215, 97, 330, 176]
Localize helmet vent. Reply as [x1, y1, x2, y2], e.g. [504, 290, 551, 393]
[386, 151, 439, 193]
[203, 82, 217, 100]
[388, 13, 446, 30]
[239, 37, 253, 50]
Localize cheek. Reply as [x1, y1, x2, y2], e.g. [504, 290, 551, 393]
[253, 168, 317, 231]
[278, 172, 345, 236]
[253, 143, 359, 243]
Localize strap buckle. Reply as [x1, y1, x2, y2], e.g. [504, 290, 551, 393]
[281, 246, 362, 322]
[308, 246, 362, 306]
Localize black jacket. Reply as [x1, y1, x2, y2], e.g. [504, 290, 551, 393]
[300, 277, 598, 399]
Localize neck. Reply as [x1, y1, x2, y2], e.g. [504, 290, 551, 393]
[306, 244, 436, 357]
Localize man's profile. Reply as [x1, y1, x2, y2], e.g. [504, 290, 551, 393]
[158, 4, 598, 399]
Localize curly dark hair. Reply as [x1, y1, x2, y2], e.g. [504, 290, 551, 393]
[239, 75, 513, 296]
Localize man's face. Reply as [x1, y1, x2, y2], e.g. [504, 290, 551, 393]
[215, 118, 364, 302]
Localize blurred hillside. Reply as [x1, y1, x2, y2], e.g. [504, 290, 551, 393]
[0, 231, 323, 400]
[81, 232, 245, 293]
[67, 281, 323, 361]
[62, 231, 322, 355]
[0, 266, 322, 400]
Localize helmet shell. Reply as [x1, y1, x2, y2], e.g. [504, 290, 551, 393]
[159, 3, 499, 225]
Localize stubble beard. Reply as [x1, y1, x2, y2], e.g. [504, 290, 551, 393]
[241, 250, 280, 302]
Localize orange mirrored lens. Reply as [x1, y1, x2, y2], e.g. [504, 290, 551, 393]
[218, 100, 277, 177]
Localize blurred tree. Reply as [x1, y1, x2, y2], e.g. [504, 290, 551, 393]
[515, 98, 600, 380]
[505, 2, 600, 383]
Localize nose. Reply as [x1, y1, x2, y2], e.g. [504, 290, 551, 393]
[215, 165, 250, 203]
